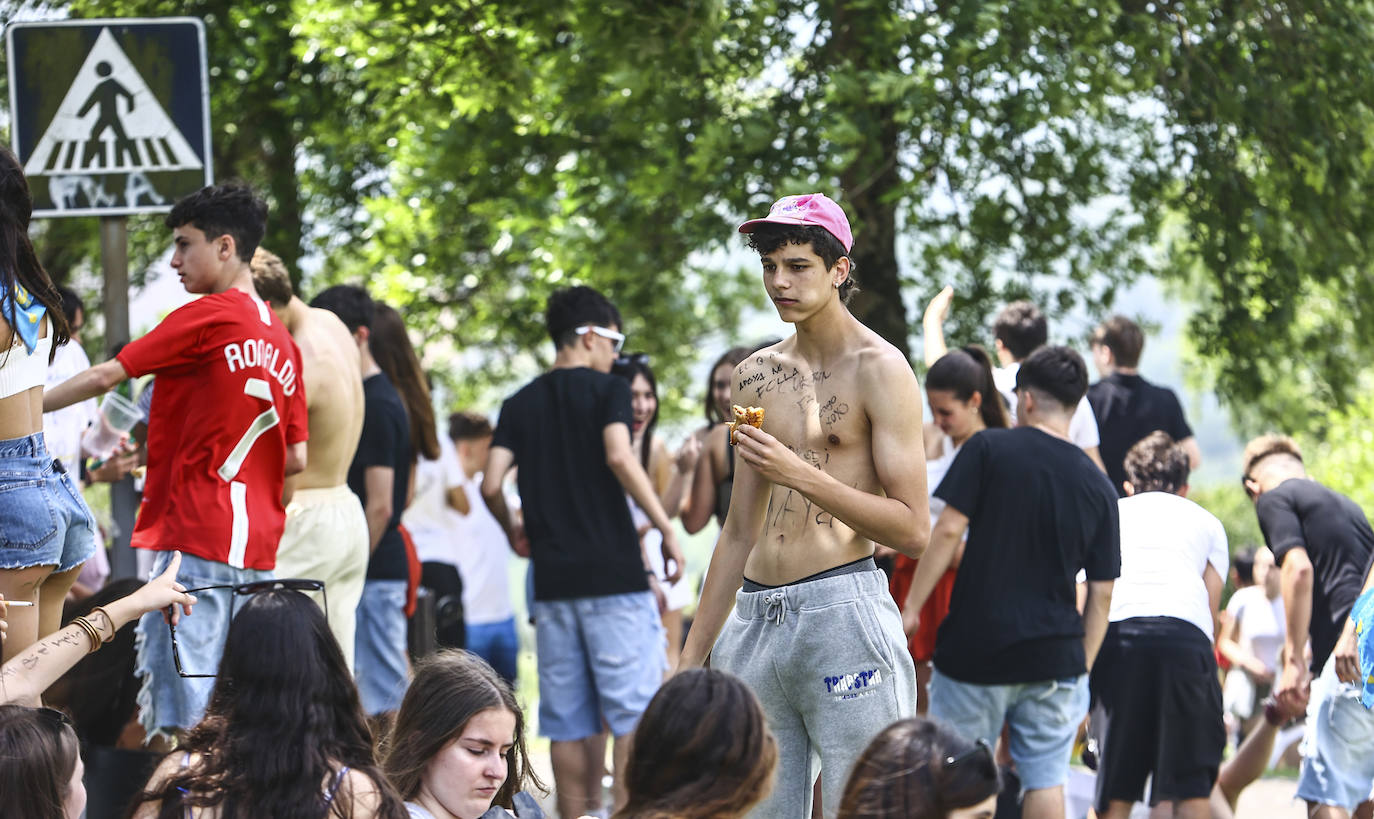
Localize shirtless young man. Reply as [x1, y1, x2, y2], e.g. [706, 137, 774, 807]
[249, 249, 367, 671]
[679, 193, 929, 818]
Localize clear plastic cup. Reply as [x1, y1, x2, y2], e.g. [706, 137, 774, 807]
[81, 391, 142, 461]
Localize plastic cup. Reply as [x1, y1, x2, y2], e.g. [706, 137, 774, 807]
[81, 392, 142, 461]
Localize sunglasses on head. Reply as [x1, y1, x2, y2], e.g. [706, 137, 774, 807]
[36, 706, 73, 729]
[168, 578, 327, 678]
[616, 352, 649, 368]
[575, 325, 625, 354]
[944, 737, 994, 771]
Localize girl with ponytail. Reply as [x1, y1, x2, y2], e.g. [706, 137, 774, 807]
[889, 345, 1008, 712]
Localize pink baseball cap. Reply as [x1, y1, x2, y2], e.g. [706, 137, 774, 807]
[738, 193, 853, 253]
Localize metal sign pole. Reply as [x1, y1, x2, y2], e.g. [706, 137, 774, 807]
[100, 215, 139, 580]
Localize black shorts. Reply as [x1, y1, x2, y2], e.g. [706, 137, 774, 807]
[1088, 616, 1225, 811]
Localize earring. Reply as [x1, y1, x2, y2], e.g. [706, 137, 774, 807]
[833, 281, 841, 289]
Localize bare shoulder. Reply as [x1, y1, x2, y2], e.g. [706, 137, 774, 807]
[855, 335, 918, 392]
[337, 767, 387, 813]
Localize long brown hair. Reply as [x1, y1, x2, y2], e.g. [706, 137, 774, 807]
[926, 345, 1009, 431]
[370, 302, 439, 461]
[614, 669, 776, 819]
[703, 346, 751, 425]
[0, 705, 80, 819]
[129, 591, 407, 819]
[837, 718, 999, 819]
[383, 650, 543, 809]
[0, 147, 68, 362]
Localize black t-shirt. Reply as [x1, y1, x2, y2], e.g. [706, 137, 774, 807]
[1256, 478, 1374, 672]
[492, 367, 645, 601]
[932, 427, 1121, 685]
[347, 373, 412, 581]
[1087, 373, 1194, 496]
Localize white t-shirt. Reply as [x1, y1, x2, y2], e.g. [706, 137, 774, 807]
[993, 362, 1100, 449]
[1108, 491, 1228, 640]
[403, 435, 466, 565]
[927, 434, 959, 525]
[1225, 585, 1286, 673]
[453, 473, 516, 625]
[42, 340, 98, 469]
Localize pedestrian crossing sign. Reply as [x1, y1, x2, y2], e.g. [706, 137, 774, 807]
[6, 18, 211, 217]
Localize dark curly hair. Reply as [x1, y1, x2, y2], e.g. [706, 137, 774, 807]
[129, 591, 406, 819]
[1123, 431, 1190, 495]
[744, 223, 859, 304]
[614, 669, 777, 819]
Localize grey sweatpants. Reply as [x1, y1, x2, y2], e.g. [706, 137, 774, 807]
[712, 566, 917, 818]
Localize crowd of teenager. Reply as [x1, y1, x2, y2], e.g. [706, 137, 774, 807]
[0, 145, 1372, 819]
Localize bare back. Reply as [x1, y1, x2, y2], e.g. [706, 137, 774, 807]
[735, 329, 905, 584]
[292, 307, 364, 489]
[0, 316, 48, 440]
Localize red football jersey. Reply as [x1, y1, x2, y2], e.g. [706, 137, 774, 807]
[117, 289, 308, 569]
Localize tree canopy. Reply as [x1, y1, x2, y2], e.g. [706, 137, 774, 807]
[12, 0, 1374, 430]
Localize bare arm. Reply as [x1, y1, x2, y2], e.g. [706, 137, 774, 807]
[1179, 436, 1202, 472]
[481, 446, 528, 555]
[678, 439, 772, 669]
[1081, 579, 1115, 670]
[922, 285, 953, 368]
[446, 486, 471, 515]
[1333, 552, 1374, 683]
[732, 354, 930, 556]
[658, 437, 696, 519]
[284, 440, 308, 477]
[1277, 547, 1314, 709]
[903, 506, 967, 636]
[606, 423, 682, 582]
[363, 466, 394, 553]
[43, 359, 129, 412]
[1204, 562, 1224, 642]
[681, 427, 724, 534]
[1, 553, 195, 705]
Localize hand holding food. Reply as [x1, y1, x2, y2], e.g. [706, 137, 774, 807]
[729, 404, 765, 445]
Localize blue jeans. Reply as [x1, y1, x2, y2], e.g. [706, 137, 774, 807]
[1297, 653, 1374, 810]
[930, 667, 1089, 792]
[0, 432, 95, 571]
[354, 579, 410, 715]
[532, 591, 664, 740]
[467, 616, 519, 685]
[135, 551, 270, 738]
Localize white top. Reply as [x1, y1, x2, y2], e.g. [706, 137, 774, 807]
[453, 472, 516, 625]
[927, 434, 959, 525]
[0, 334, 51, 399]
[993, 362, 1100, 449]
[403, 435, 467, 565]
[1109, 491, 1229, 640]
[628, 492, 691, 611]
[1225, 585, 1286, 673]
[42, 339, 98, 468]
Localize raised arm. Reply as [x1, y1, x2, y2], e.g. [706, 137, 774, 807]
[1, 553, 195, 705]
[43, 359, 129, 412]
[922, 286, 954, 368]
[732, 352, 930, 556]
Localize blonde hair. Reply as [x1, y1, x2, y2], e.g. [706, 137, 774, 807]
[249, 247, 294, 307]
[1242, 434, 1302, 478]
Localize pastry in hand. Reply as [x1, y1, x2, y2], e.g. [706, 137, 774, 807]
[729, 404, 765, 445]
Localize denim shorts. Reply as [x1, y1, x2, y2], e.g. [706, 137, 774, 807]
[0, 432, 96, 571]
[1296, 654, 1374, 810]
[135, 550, 271, 738]
[930, 667, 1090, 792]
[532, 590, 665, 740]
[354, 579, 410, 716]
[467, 616, 519, 686]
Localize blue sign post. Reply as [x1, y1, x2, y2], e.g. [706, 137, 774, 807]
[7, 18, 211, 217]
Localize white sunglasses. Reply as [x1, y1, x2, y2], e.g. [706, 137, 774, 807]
[575, 325, 625, 353]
